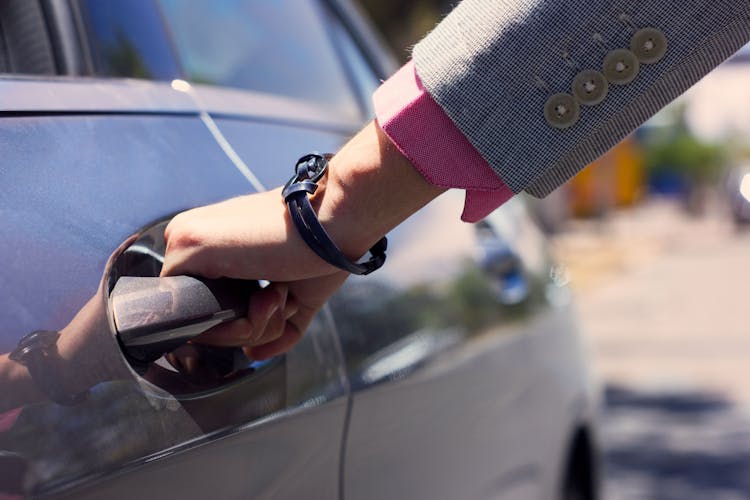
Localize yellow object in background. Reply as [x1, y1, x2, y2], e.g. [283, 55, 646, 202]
[569, 135, 645, 217]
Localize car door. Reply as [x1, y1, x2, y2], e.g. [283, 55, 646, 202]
[243, 4, 585, 499]
[3, 2, 594, 500]
[0, 2, 349, 498]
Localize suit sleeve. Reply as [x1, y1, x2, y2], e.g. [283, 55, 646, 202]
[374, 0, 750, 221]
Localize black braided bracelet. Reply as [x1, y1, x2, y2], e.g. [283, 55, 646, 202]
[282, 153, 387, 275]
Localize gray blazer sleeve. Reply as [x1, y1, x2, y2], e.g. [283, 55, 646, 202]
[412, 0, 750, 197]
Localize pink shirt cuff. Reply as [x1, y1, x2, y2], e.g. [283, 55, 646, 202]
[373, 61, 513, 223]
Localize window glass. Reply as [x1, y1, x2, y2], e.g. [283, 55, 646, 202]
[158, 0, 360, 116]
[79, 0, 181, 80]
[0, 24, 9, 73]
[0, 0, 57, 75]
[323, 7, 382, 118]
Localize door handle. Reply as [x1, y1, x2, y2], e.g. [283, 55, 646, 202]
[475, 221, 529, 305]
[110, 275, 258, 364]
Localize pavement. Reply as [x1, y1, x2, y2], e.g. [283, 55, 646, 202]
[551, 198, 750, 499]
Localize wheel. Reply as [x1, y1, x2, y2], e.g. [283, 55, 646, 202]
[561, 429, 598, 500]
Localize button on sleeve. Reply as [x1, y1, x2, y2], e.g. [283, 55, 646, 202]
[572, 69, 609, 105]
[544, 93, 580, 129]
[603, 48, 640, 84]
[631, 27, 668, 64]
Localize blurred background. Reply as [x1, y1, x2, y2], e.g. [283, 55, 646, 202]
[358, 2, 750, 499]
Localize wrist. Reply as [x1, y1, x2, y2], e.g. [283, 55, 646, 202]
[0, 354, 45, 409]
[314, 121, 445, 260]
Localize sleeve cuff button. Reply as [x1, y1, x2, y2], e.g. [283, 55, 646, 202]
[572, 70, 609, 105]
[603, 48, 640, 84]
[631, 27, 668, 64]
[544, 93, 580, 129]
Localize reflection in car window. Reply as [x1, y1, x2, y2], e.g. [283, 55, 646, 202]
[78, 0, 182, 80]
[158, 0, 360, 117]
[322, 5, 382, 118]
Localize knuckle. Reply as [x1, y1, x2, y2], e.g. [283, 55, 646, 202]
[165, 213, 203, 250]
[237, 329, 256, 344]
[226, 321, 255, 344]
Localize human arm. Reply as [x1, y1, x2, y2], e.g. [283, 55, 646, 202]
[407, 0, 750, 199]
[162, 0, 750, 356]
[0, 294, 132, 414]
[0, 354, 45, 414]
[160, 121, 445, 358]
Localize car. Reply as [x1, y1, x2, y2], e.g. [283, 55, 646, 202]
[0, 0, 600, 498]
[726, 166, 750, 225]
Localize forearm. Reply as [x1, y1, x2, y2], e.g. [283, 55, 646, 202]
[0, 354, 44, 413]
[0, 295, 130, 414]
[381, 0, 750, 206]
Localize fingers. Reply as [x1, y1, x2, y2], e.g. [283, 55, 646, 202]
[245, 304, 316, 359]
[176, 266, 346, 359]
[244, 320, 304, 360]
[194, 284, 286, 346]
[192, 284, 310, 360]
[283, 296, 299, 319]
[165, 345, 198, 374]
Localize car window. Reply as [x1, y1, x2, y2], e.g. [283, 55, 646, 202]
[321, 4, 382, 118]
[0, 23, 8, 73]
[157, 0, 360, 117]
[0, 0, 57, 75]
[76, 0, 182, 80]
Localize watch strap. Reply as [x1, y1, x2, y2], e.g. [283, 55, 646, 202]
[10, 330, 87, 406]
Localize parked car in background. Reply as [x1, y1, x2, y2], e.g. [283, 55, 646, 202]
[0, 0, 600, 498]
[726, 166, 750, 225]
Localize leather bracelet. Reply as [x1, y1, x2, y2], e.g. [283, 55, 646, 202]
[282, 153, 387, 275]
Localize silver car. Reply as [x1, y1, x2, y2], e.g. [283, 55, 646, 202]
[0, 0, 600, 498]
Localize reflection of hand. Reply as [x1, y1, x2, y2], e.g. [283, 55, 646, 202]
[1, 291, 130, 413]
[0, 236, 138, 413]
[56, 234, 140, 394]
[57, 292, 131, 394]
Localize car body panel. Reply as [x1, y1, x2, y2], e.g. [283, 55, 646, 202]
[56, 399, 349, 500]
[329, 193, 590, 499]
[205, 116, 354, 189]
[0, 77, 196, 113]
[0, 113, 348, 496]
[0, 114, 245, 349]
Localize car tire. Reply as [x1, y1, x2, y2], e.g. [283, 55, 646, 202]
[561, 428, 598, 500]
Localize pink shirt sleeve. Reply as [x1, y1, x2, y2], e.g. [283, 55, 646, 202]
[373, 60, 513, 223]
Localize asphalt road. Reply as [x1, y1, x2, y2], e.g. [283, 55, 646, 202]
[553, 200, 750, 499]
[602, 384, 750, 499]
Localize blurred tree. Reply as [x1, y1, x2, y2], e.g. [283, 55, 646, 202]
[358, 0, 453, 61]
[643, 103, 727, 214]
[105, 32, 151, 79]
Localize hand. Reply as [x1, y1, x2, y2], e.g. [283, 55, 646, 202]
[160, 189, 349, 359]
[1, 235, 136, 413]
[160, 121, 444, 358]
